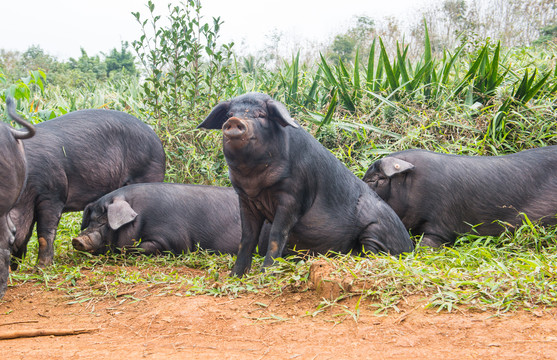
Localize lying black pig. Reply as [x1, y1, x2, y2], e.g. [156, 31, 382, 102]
[10, 108, 165, 269]
[0, 97, 35, 299]
[72, 183, 269, 256]
[363, 148, 557, 247]
[197, 92, 413, 276]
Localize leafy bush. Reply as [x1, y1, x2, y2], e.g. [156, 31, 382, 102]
[131, 0, 235, 183]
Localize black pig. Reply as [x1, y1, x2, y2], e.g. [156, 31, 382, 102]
[72, 183, 269, 256]
[363, 148, 557, 247]
[1, 97, 35, 298]
[198, 92, 413, 276]
[9, 108, 165, 269]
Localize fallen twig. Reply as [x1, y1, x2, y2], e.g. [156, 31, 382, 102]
[0, 328, 97, 340]
[0, 320, 39, 327]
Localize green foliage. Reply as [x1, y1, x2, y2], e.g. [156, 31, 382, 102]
[533, 23, 557, 45]
[331, 34, 356, 64]
[132, 0, 235, 122]
[68, 48, 108, 81]
[0, 69, 47, 114]
[104, 41, 136, 76]
[131, 0, 236, 183]
[328, 15, 375, 64]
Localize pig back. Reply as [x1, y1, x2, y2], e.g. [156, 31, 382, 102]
[23, 109, 165, 211]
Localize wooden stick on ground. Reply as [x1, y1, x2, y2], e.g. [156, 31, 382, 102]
[0, 320, 39, 327]
[0, 328, 97, 340]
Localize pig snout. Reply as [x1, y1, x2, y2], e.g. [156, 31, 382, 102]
[72, 231, 102, 253]
[223, 117, 247, 139]
[72, 235, 92, 252]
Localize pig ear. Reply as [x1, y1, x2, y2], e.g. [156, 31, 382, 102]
[267, 99, 299, 128]
[81, 204, 93, 231]
[107, 199, 138, 230]
[380, 157, 415, 177]
[197, 101, 231, 129]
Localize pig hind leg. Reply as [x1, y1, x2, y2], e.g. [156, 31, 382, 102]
[10, 213, 36, 271]
[122, 162, 165, 186]
[10, 227, 33, 270]
[34, 201, 64, 267]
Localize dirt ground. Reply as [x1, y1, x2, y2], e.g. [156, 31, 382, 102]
[1, 273, 557, 360]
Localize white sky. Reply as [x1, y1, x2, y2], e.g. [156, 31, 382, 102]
[0, 0, 433, 60]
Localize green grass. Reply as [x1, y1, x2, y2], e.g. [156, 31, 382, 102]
[7, 212, 557, 315]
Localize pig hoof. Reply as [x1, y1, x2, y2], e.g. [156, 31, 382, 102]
[37, 258, 53, 268]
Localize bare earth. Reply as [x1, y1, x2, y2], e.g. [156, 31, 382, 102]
[1, 271, 557, 360]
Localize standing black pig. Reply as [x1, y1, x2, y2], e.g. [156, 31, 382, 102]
[1, 97, 35, 298]
[72, 183, 269, 256]
[197, 92, 413, 276]
[362, 148, 557, 247]
[9, 108, 165, 269]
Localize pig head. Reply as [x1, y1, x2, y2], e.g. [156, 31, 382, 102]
[72, 196, 138, 255]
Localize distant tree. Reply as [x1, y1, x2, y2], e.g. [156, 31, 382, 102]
[104, 41, 136, 77]
[348, 15, 375, 47]
[534, 23, 557, 45]
[331, 34, 356, 63]
[329, 15, 375, 64]
[68, 48, 107, 81]
[0, 46, 61, 83]
[0, 50, 22, 80]
[241, 55, 260, 75]
[20, 45, 58, 73]
[414, 0, 557, 51]
[262, 29, 284, 70]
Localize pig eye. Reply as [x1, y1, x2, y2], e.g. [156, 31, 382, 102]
[366, 174, 380, 184]
[93, 211, 107, 223]
[365, 174, 386, 188]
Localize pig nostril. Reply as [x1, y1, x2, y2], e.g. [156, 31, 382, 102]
[223, 120, 247, 139]
[72, 238, 84, 250]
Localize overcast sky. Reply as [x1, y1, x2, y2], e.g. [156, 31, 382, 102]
[1, 0, 433, 60]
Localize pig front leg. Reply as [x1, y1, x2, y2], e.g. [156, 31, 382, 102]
[130, 240, 164, 255]
[230, 198, 266, 277]
[261, 198, 300, 270]
[418, 234, 448, 248]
